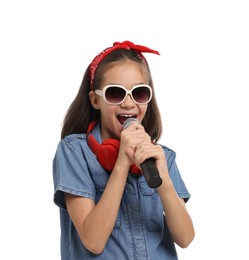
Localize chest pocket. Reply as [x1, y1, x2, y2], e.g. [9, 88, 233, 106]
[139, 182, 164, 232]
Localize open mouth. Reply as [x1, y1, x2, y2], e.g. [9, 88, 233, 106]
[117, 114, 137, 125]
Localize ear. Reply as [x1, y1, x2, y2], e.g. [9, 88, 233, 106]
[89, 91, 100, 109]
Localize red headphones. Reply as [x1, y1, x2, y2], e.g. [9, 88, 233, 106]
[87, 121, 141, 174]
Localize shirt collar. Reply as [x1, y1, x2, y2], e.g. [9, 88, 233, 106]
[91, 123, 102, 143]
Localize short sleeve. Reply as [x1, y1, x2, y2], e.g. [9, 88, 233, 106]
[163, 146, 191, 202]
[53, 136, 96, 210]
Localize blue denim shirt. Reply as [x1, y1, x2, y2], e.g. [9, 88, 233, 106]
[53, 125, 191, 260]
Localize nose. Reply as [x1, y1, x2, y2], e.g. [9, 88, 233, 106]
[120, 94, 135, 108]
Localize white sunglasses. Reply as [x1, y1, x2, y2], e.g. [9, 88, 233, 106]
[95, 84, 153, 105]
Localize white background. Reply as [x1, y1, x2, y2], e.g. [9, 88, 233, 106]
[0, 1, 248, 259]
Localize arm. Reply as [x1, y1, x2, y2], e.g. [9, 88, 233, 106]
[65, 124, 149, 254]
[133, 141, 195, 248]
[157, 174, 195, 248]
[65, 160, 129, 255]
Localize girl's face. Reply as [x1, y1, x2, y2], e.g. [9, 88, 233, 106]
[89, 60, 149, 140]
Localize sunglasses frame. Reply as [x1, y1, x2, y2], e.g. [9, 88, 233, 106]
[95, 84, 153, 105]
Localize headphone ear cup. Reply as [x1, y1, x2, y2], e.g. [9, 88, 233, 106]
[99, 139, 120, 171]
[87, 132, 142, 174]
[130, 163, 142, 175]
[87, 134, 120, 171]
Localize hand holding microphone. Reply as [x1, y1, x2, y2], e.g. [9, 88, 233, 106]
[123, 118, 162, 189]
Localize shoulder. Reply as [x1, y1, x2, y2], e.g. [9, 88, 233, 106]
[60, 134, 87, 153]
[157, 143, 177, 168]
[159, 144, 175, 153]
[158, 143, 176, 157]
[63, 133, 86, 143]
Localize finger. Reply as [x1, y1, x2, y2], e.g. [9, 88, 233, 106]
[123, 122, 144, 133]
[134, 143, 163, 164]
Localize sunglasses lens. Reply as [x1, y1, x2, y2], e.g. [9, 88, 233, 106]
[105, 86, 126, 103]
[132, 86, 151, 103]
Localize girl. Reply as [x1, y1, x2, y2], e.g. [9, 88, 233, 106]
[53, 41, 195, 259]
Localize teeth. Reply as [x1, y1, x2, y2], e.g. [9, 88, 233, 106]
[119, 114, 135, 117]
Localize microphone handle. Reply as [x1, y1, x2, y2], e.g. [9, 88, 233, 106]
[140, 158, 162, 188]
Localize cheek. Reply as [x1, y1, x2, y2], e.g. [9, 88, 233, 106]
[140, 105, 148, 117]
[99, 103, 116, 117]
[136, 107, 147, 123]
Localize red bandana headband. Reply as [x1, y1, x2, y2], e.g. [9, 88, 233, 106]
[89, 41, 160, 90]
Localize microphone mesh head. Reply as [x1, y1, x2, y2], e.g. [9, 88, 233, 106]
[123, 118, 141, 129]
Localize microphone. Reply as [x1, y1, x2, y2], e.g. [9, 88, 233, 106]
[123, 118, 162, 188]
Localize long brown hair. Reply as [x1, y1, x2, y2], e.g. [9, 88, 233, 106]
[61, 49, 162, 141]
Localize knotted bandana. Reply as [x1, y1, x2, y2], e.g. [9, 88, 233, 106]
[89, 41, 160, 90]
